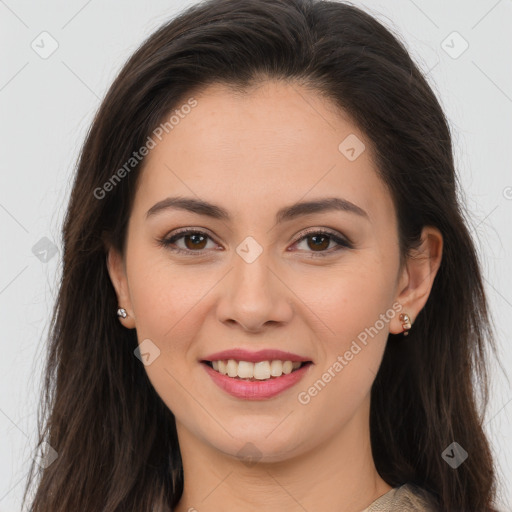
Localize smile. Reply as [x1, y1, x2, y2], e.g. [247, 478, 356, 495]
[201, 359, 314, 400]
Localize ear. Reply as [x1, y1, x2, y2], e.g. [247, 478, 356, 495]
[105, 245, 136, 329]
[390, 226, 443, 335]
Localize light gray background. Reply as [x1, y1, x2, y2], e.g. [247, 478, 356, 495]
[1, 0, 511, 510]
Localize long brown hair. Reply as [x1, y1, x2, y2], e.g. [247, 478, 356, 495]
[22, 0, 505, 510]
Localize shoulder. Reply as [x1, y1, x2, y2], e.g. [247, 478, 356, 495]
[364, 482, 439, 512]
[394, 482, 439, 511]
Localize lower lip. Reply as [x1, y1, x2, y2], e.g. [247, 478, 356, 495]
[201, 362, 313, 400]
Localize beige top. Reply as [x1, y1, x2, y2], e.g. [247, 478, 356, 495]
[360, 483, 438, 511]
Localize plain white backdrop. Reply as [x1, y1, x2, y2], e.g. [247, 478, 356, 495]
[0, 0, 511, 510]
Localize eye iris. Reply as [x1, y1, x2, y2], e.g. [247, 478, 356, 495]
[308, 234, 329, 251]
[184, 233, 207, 250]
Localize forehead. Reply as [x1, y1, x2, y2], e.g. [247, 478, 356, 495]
[135, 81, 394, 227]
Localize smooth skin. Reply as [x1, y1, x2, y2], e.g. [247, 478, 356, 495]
[106, 80, 443, 512]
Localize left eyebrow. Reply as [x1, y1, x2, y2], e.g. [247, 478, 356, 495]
[146, 196, 370, 223]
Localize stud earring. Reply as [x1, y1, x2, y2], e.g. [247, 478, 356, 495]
[399, 313, 412, 336]
[117, 308, 127, 318]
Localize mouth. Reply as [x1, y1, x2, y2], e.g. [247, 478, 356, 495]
[200, 358, 315, 400]
[200, 359, 313, 381]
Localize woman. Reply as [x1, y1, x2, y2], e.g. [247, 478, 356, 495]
[22, 0, 503, 510]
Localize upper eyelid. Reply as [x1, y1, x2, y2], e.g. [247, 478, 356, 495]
[294, 226, 348, 241]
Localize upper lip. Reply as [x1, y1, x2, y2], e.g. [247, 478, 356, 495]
[202, 348, 312, 363]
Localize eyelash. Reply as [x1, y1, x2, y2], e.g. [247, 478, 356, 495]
[157, 228, 352, 258]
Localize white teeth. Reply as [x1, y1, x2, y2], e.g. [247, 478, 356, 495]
[254, 361, 271, 380]
[270, 360, 283, 377]
[237, 360, 253, 378]
[210, 359, 303, 379]
[282, 361, 293, 375]
[227, 359, 238, 378]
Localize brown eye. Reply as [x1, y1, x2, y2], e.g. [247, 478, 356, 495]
[305, 234, 330, 251]
[160, 229, 217, 254]
[292, 229, 351, 257]
[182, 232, 208, 250]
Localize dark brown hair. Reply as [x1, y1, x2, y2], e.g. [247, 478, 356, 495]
[22, 0, 505, 510]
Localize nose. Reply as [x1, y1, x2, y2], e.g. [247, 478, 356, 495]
[216, 250, 294, 333]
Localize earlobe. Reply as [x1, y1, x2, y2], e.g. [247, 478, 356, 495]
[391, 226, 443, 336]
[105, 246, 136, 329]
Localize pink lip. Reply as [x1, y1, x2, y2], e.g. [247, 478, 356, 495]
[201, 361, 313, 400]
[202, 348, 312, 363]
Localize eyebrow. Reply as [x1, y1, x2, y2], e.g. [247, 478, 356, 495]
[146, 196, 369, 223]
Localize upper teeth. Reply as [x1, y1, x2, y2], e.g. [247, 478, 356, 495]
[211, 360, 302, 379]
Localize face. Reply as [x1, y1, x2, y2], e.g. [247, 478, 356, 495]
[107, 80, 440, 463]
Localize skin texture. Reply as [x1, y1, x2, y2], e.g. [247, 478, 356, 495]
[106, 80, 443, 512]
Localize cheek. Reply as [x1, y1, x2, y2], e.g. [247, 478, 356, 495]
[127, 244, 207, 341]
[296, 275, 391, 432]
[126, 251, 210, 413]
[308, 256, 395, 347]
[295, 257, 395, 407]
